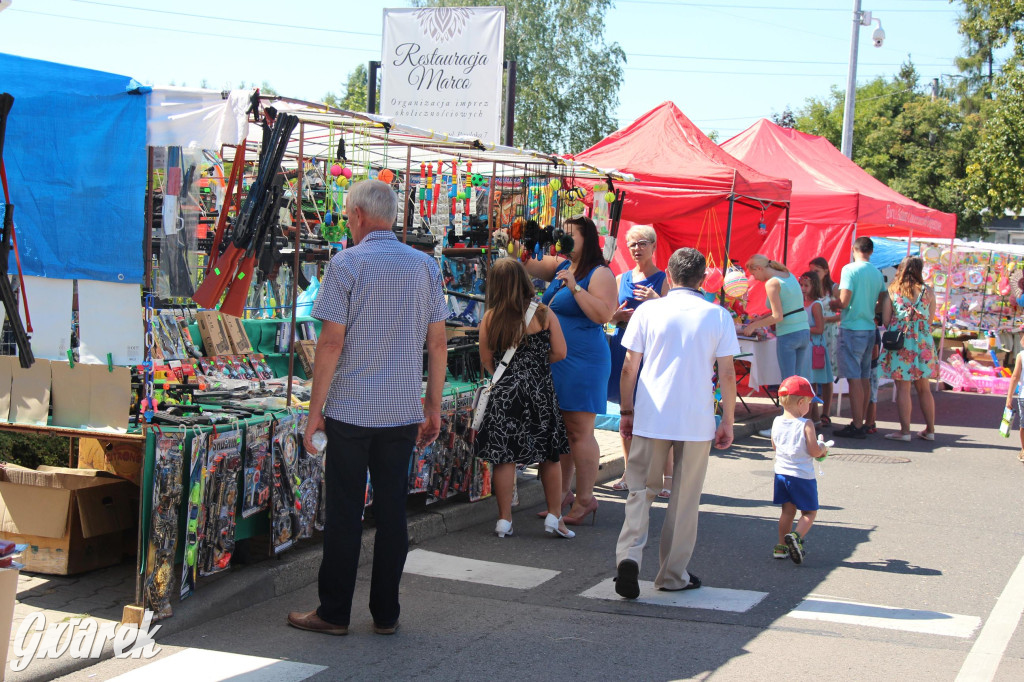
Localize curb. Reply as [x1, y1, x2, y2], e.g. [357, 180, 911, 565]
[27, 411, 778, 681]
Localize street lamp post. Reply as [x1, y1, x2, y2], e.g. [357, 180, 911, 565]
[840, 0, 885, 159]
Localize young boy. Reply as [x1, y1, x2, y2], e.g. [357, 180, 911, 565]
[1005, 350, 1024, 462]
[772, 375, 831, 564]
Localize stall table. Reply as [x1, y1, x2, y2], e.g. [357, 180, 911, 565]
[737, 337, 781, 391]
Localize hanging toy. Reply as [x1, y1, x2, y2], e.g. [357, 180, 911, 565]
[703, 267, 724, 293]
[723, 266, 750, 298]
[330, 164, 343, 177]
[378, 168, 394, 185]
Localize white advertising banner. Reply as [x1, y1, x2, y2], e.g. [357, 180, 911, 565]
[380, 6, 506, 143]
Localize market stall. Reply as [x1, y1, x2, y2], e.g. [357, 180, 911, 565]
[570, 102, 792, 277]
[721, 118, 956, 282]
[0, 53, 637, 625]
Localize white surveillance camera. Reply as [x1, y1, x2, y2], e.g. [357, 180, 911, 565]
[872, 26, 885, 48]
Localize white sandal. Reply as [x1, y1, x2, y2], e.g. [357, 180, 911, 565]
[658, 475, 672, 499]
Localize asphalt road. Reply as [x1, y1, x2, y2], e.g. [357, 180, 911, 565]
[57, 390, 1024, 682]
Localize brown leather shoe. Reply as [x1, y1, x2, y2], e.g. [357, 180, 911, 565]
[287, 610, 348, 636]
[373, 620, 400, 635]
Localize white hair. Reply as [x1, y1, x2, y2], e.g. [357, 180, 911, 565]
[347, 179, 398, 226]
[625, 224, 656, 244]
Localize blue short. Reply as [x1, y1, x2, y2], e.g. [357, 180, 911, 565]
[839, 329, 875, 379]
[773, 474, 819, 511]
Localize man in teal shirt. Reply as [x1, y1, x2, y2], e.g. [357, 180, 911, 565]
[833, 237, 885, 439]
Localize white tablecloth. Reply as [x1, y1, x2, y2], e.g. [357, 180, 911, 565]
[737, 337, 780, 391]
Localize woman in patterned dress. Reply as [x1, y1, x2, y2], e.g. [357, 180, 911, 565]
[476, 259, 575, 538]
[809, 256, 840, 425]
[880, 256, 937, 442]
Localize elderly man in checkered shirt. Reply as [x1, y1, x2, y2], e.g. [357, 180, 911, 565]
[288, 179, 449, 637]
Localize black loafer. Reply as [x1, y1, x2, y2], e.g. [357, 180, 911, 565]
[614, 559, 640, 599]
[659, 574, 701, 592]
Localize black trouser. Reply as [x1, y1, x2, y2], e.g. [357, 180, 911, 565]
[317, 418, 418, 627]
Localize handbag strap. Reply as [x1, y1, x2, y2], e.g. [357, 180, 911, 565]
[490, 301, 539, 386]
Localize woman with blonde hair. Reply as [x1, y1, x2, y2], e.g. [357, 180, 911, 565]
[742, 254, 812, 384]
[606, 224, 673, 496]
[880, 256, 937, 442]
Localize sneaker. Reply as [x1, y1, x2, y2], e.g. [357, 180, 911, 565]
[773, 544, 789, 559]
[784, 532, 805, 565]
[834, 424, 866, 439]
[864, 422, 877, 434]
[758, 428, 773, 438]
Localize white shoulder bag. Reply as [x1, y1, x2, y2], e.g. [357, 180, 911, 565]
[471, 301, 539, 432]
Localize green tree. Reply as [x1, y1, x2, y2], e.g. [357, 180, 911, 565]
[964, 66, 1024, 219]
[323, 63, 379, 112]
[793, 63, 984, 237]
[771, 106, 796, 129]
[412, 0, 625, 153]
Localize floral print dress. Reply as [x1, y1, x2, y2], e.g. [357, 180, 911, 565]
[880, 287, 937, 381]
[473, 330, 569, 465]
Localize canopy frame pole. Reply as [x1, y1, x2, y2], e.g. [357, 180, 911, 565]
[402, 146, 412, 244]
[782, 204, 791, 265]
[906, 229, 913, 256]
[720, 194, 736, 305]
[286, 122, 304, 408]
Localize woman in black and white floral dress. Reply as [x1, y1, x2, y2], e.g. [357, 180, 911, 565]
[476, 259, 573, 539]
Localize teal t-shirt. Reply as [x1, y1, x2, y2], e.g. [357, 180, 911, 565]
[774, 274, 810, 336]
[838, 260, 885, 331]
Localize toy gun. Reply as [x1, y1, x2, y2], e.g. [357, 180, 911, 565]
[0, 94, 33, 368]
[193, 113, 298, 313]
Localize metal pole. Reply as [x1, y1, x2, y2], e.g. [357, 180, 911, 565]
[286, 123, 304, 406]
[907, 229, 913, 256]
[840, 0, 862, 159]
[368, 61, 381, 114]
[143, 146, 155, 292]
[503, 60, 517, 146]
[782, 204, 791, 265]
[402, 146, 412, 244]
[721, 196, 736, 305]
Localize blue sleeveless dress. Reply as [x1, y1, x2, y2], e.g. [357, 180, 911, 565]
[541, 261, 611, 413]
[607, 268, 667, 403]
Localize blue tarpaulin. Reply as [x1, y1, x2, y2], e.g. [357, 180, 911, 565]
[0, 53, 146, 283]
[871, 237, 920, 270]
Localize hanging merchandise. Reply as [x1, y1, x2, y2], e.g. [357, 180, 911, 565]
[723, 265, 750, 298]
[145, 432, 185, 620]
[180, 433, 208, 601]
[198, 428, 243, 577]
[242, 420, 272, 518]
[271, 412, 322, 554]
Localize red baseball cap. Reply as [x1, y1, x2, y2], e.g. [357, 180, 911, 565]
[778, 376, 823, 403]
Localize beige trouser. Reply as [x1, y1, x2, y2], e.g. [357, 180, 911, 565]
[615, 436, 712, 590]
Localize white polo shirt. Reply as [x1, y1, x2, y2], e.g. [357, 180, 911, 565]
[622, 288, 740, 442]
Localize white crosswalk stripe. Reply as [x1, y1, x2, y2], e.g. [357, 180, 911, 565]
[403, 549, 560, 589]
[580, 579, 769, 613]
[108, 648, 327, 681]
[786, 596, 981, 638]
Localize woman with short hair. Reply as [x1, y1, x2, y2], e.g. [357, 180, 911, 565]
[606, 224, 672, 496]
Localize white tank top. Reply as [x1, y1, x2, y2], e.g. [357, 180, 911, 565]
[771, 417, 815, 480]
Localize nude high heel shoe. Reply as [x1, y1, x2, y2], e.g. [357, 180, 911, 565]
[562, 497, 598, 526]
[536, 490, 575, 518]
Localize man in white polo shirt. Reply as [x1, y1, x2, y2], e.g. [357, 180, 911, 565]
[614, 247, 738, 599]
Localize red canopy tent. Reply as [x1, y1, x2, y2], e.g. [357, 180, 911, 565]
[721, 119, 956, 286]
[570, 103, 792, 275]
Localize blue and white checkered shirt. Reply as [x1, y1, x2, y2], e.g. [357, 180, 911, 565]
[312, 230, 449, 428]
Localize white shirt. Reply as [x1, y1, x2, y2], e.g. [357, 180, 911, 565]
[771, 416, 815, 480]
[622, 288, 741, 441]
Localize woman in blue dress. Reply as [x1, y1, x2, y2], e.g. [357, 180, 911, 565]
[606, 225, 672, 495]
[526, 216, 617, 526]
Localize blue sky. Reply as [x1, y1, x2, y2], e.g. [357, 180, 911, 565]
[0, 0, 965, 144]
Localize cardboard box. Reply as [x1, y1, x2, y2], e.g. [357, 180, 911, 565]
[294, 340, 316, 377]
[0, 566, 18, 679]
[196, 311, 232, 356]
[222, 313, 253, 355]
[0, 465, 137, 575]
[77, 438, 144, 486]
